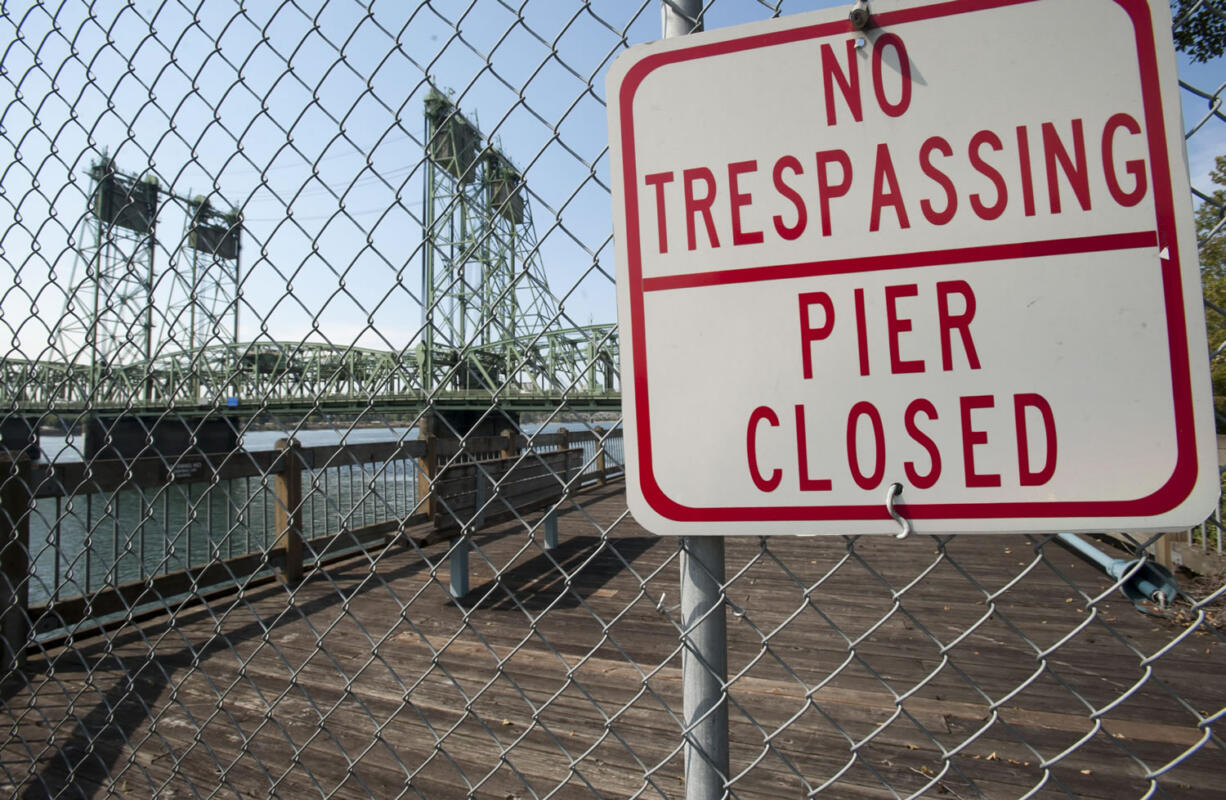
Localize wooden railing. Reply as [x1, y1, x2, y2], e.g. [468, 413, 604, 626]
[1, 426, 623, 649]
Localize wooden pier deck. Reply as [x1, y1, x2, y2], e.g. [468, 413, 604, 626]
[4, 483, 1224, 799]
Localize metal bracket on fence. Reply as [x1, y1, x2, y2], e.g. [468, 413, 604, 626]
[849, 0, 871, 29]
[1054, 533, 1179, 613]
[850, 0, 871, 46]
[885, 482, 912, 540]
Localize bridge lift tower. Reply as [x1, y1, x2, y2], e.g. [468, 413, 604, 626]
[420, 89, 617, 433]
[57, 156, 242, 393]
[56, 156, 243, 455]
[422, 90, 551, 394]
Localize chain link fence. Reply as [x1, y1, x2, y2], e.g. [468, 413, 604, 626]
[0, 0, 1223, 797]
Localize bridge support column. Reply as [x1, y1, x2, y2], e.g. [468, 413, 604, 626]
[432, 410, 521, 441]
[0, 418, 40, 461]
[0, 454, 30, 675]
[84, 414, 238, 460]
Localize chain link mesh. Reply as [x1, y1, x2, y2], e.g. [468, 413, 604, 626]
[0, 1, 1223, 797]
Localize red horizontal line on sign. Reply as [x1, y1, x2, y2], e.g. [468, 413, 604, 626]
[640, 231, 1160, 293]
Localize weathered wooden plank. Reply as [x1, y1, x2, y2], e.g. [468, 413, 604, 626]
[298, 438, 426, 467]
[436, 473, 571, 514]
[429, 449, 581, 530]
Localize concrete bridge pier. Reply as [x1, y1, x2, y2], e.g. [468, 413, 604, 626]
[83, 414, 240, 460]
[0, 418, 40, 460]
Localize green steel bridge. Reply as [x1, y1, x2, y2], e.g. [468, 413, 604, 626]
[1, 333, 618, 418]
[1, 90, 620, 426]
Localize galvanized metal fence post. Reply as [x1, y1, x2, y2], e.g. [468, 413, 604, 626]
[680, 535, 728, 798]
[661, 6, 729, 798]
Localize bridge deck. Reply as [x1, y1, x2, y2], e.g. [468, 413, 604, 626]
[5, 484, 1224, 799]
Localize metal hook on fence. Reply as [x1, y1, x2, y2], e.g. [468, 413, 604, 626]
[885, 482, 912, 540]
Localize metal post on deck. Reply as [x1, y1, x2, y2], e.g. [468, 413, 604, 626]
[450, 537, 469, 599]
[543, 511, 558, 551]
[662, 5, 728, 798]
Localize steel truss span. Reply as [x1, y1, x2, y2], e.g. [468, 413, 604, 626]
[1, 328, 618, 414]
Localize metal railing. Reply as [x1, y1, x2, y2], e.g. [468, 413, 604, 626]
[15, 426, 621, 639]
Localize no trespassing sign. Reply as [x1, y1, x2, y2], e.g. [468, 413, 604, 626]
[608, 0, 1219, 535]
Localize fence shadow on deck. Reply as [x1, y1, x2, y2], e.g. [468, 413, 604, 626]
[17, 499, 612, 797]
[463, 534, 660, 613]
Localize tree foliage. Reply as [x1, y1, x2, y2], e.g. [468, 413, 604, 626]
[1172, 0, 1226, 62]
[1198, 156, 1226, 427]
[1199, 157, 1226, 273]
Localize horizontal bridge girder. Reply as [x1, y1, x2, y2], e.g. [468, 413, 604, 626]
[1, 329, 619, 417]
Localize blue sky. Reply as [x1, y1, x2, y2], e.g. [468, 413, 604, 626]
[0, 0, 1221, 359]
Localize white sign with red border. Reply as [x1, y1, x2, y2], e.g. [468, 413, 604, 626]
[608, 0, 1219, 535]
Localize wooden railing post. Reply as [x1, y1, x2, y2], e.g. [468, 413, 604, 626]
[499, 427, 516, 460]
[1153, 533, 1173, 571]
[417, 415, 438, 526]
[594, 425, 607, 485]
[1, 454, 31, 673]
[473, 465, 487, 530]
[274, 438, 304, 584]
[557, 427, 574, 492]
